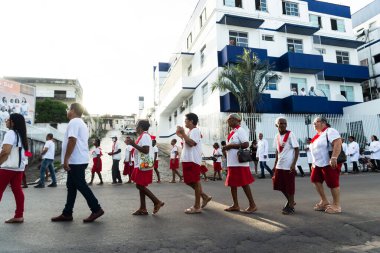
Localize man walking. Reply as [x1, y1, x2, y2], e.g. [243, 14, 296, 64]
[108, 136, 122, 184]
[35, 133, 57, 188]
[51, 103, 104, 222]
[257, 133, 273, 178]
[348, 136, 360, 173]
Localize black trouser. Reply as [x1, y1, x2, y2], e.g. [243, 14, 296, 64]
[343, 163, 348, 173]
[297, 166, 305, 176]
[260, 161, 273, 177]
[112, 159, 122, 183]
[352, 162, 359, 173]
[63, 164, 101, 216]
[371, 159, 380, 171]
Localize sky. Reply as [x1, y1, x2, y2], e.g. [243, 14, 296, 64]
[0, 0, 375, 116]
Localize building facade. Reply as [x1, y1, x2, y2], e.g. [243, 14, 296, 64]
[154, 0, 370, 151]
[353, 0, 380, 101]
[4, 77, 83, 106]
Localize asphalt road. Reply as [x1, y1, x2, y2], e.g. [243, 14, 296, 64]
[1, 171, 380, 253]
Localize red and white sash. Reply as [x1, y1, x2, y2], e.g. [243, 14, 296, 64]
[227, 125, 240, 142]
[277, 131, 291, 153]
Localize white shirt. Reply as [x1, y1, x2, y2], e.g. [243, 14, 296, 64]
[257, 139, 269, 162]
[310, 128, 341, 167]
[111, 141, 121, 160]
[42, 139, 55, 160]
[61, 118, 89, 165]
[300, 90, 307, 96]
[181, 128, 202, 165]
[226, 127, 249, 167]
[213, 148, 223, 163]
[91, 147, 101, 158]
[124, 145, 133, 162]
[0, 130, 26, 171]
[134, 133, 153, 168]
[274, 132, 299, 170]
[305, 144, 313, 163]
[153, 146, 159, 161]
[347, 141, 360, 162]
[170, 145, 178, 159]
[369, 141, 380, 160]
[342, 143, 348, 155]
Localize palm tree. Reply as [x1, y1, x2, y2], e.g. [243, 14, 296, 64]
[211, 48, 280, 139]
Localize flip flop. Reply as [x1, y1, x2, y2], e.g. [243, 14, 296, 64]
[184, 206, 202, 214]
[132, 209, 149, 216]
[313, 203, 330, 211]
[153, 202, 165, 214]
[201, 196, 212, 208]
[5, 218, 24, 223]
[325, 205, 342, 214]
[242, 206, 258, 214]
[224, 206, 240, 212]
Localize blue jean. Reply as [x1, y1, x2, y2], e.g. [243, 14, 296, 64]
[62, 164, 101, 216]
[40, 159, 57, 185]
[260, 161, 273, 177]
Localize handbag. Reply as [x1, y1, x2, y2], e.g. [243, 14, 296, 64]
[237, 146, 253, 163]
[138, 153, 154, 171]
[326, 133, 347, 164]
[1, 131, 22, 169]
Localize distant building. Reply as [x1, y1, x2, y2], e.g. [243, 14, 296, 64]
[4, 77, 83, 106]
[353, 0, 380, 101]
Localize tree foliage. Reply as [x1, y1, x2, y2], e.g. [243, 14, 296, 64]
[212, 48, 280, 113]
[35, 99, 69, 123]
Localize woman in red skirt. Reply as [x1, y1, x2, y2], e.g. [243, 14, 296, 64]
[169, 139, 182, 183]
[212, 143, 223, 181]
[88, 138, 104, 185]
[126, 120, 164, 215]
[223, 113, 257, 213]
[122, 142, 134, 183]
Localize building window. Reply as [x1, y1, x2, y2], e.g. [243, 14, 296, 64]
[188, 96, 193, 110]
[287, 38, 303, 53]
[265, 76, 277, 90]
[187, 64, 192, 76]
[262, 35, 274, 41]
[290, 78, 307, 94]
[282, 1, 299, 16]
[336, 51, 349, 64]
[229, 31, 248, 47]
[200, 8, 207, 28]
[255, 0, 267, 11]
[315, 48, 326, 55]
[331, 18, 345, 32]
[202, 83, 209, 105]
[340, 85, 354, 102]
[310, 14, 322, 28]
[224, 0, 242, 8]
[200, 45, 206, 67]
[187, 33, 192, 49]
[360, 59, 369, 66]
[317, 84, 330, 100]
[54, 90, 67, 99]
[374, 54, 380, 64]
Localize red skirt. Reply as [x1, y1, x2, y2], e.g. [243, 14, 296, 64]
[154, 160, 159, 169]
[91, 157, 102, 173]
[200, 165, 208, 173]
[182, 162, 201, 184]
[272, 168, 295, 195]
[213, 162, 222, 172]
[170, 158, 179, 170]
[225, 167, 254, 187]
[123, 161, 134, 175]
[132, 168, 153, 187]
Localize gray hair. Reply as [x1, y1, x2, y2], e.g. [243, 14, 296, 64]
[275, 116, 287, 126]
[228, 113, 241, 121]
[314, 116, 328, 124]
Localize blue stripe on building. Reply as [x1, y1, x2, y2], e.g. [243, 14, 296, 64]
[301, 0, 351, 19]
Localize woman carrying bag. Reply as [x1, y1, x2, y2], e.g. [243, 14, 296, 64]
[0, 113, 28, 223]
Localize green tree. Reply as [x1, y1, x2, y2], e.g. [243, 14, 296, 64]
[35, 99, 69, 123]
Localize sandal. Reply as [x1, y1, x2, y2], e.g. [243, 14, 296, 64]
[5, 217, 24, 223]
[224, 206, 240, 212]
[313, 202, 330, 211]
[132, 209, 149, 216]
[153, 202, 165, 214]
[201, 196, 212, 208]
[184, 206, 202, 214]
[242, 206, 258, 214]
[325, 205, 342, 214]
[282, 206, 295, 215]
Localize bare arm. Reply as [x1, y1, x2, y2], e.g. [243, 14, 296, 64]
[63, 137, 77, 171]
[0, 144, 12, 165]
[223, 141, 249, 151]
[41, 147, 48, 156]
[290, 147, 300, 172]
[330, 138, 342, 169]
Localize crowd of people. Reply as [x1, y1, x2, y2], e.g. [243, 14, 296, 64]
[1, 103, 380, 224]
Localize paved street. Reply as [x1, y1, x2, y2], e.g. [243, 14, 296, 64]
[1, 169, 380, 252]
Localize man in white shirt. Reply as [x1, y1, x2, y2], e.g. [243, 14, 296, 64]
[152, 139, 161, 183]
[34, 133, 57, 188]
[108, 136, 122, 184]
[347, 136, 360, 173]
[369, 135, 380, 171]
[341, 139, 349, 174]
[176, 113, 212, 214]
[51, 103, 104, 223]
[272, 117, 299, 215]
[257, 133, 273, 178]
[300, 88, 307, 96]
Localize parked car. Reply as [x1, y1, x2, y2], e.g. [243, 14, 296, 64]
[121, 128, 136, 135]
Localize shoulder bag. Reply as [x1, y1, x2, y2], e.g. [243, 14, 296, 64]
[326, 132, 346, 164]
[1, 131, 22, 169]
[237, 146, 253, 163]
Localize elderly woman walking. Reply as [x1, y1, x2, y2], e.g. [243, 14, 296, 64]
[309, 116, 343, 214]
[223, 113, 257, 213]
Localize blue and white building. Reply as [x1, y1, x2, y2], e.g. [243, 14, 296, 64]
[153, 0, 370, 148]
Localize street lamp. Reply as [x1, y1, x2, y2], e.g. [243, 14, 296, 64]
[304, 115, 311, 138]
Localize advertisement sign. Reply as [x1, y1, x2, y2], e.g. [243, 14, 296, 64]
[0, 79, 36, 125]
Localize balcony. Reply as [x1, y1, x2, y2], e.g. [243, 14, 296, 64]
[323, 63, 370, 83]
[276, 52, 324, 74]
[276, 23, 319, 36]
[217, 14, 264, 29]
[218, 45, 268, 66]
